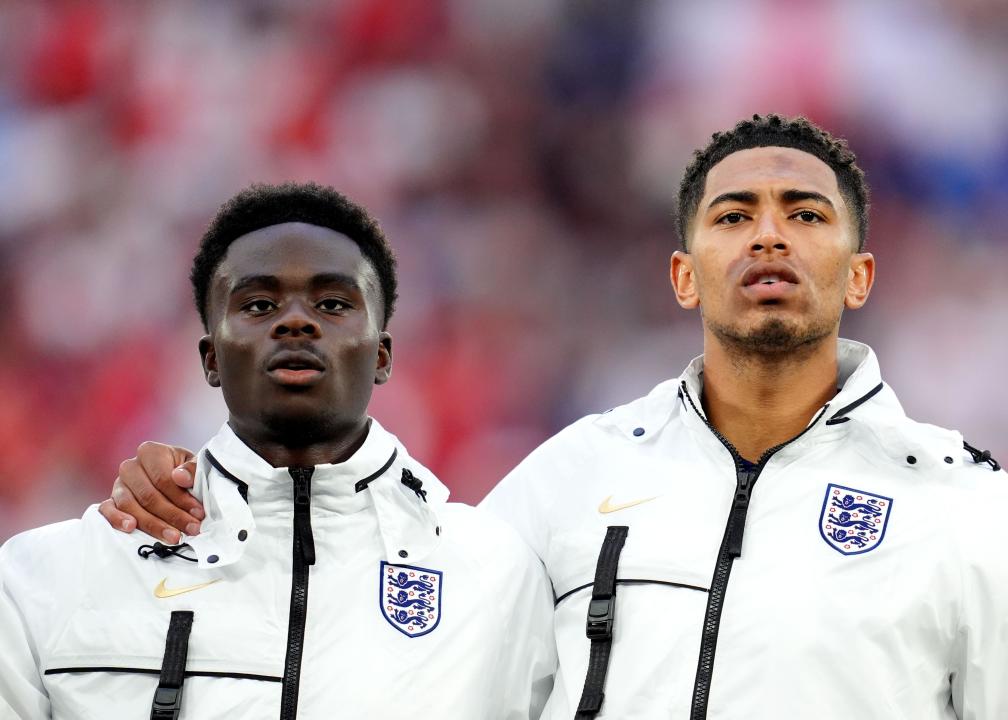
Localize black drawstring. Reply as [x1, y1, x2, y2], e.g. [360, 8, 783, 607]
[400, 469, 427, 502]
[138, 543, 198, 563]
[963, 441, 1001, 471]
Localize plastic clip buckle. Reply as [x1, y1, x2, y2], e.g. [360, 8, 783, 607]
[151, 686, 182, 720]
[585, 596, 615, 640]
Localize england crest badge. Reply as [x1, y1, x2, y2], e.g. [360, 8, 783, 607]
[379, 561, 443, 638]
[819, 484, 893, 556]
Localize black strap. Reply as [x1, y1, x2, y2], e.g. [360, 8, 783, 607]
[575, 525, 629, 719]
[150, 611, 194, 720]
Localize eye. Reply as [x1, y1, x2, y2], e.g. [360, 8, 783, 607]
[716, 211, 748, 225]
[242, 299, 276, 314]
[317, 298, 351, 313]
[792, 209, 824, 223]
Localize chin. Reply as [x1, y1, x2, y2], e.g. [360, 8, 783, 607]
[259, 408, 345, 448]
[713, 316, 833, 356]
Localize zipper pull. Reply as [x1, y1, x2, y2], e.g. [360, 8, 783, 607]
[726, 469, 756, 558]
[289, 467, 316, 566]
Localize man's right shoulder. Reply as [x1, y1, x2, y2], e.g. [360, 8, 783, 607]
[1, 505, 138, 582]
[2, 517, 82, 563]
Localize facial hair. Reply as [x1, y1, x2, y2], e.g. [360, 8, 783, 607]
[706, 311, 838, 364]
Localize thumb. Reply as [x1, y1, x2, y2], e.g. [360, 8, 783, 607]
[171, 452, 198, 489]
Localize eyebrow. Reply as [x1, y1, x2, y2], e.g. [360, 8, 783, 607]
[229, 272, 364, 296]
[229, 274, 280, 296]
[706, 189, 835, 212]
[780, 189, 835, 209]
[706, 191, 758, 210]
[307, 272, 364, 293]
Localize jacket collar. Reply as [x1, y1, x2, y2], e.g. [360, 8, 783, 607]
[184, 419, 447, 569]
[599, 339, 899, 442]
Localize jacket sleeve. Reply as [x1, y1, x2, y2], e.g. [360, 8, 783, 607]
[492, 540, 557, 720]
[949, 467, 1008, 719]
[0, 544, 52, 718]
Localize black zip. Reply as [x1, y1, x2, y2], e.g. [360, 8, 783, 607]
[681, 382, 828, 720]
[281, 466, 316, 720]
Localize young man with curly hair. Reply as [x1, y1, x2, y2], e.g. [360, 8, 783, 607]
[0, 183, 555, 719]
[100, 116, 1007, 719]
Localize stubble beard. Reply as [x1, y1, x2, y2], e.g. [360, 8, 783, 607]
[706, 310, 839, 366]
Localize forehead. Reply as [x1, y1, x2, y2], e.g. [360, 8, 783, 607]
[215, 222, 375, 287]
[703, 146, 841, 203]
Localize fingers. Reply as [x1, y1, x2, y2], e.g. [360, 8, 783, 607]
[98, 498, 136, 533]
[113, 473, 195, 540]
[112, 478, 188, 545]
[109, 443, 202, 538]
[135, 442, 204, 523]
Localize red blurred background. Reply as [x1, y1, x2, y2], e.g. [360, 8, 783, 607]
[1, 0, 1007, 539]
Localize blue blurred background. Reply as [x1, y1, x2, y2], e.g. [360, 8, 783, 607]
[1, 0, 1006, 540]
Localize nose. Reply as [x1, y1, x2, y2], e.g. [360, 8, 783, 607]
[749, 213, 790, 255]
[270, 302, 320, 339]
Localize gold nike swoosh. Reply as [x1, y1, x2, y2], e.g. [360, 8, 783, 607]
[154, 577, 221, 599]
[598, 495, 658, 514]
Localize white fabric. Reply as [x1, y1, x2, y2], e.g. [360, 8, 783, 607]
[0, 419, 556, 719]
[481, 339, 1008, 720]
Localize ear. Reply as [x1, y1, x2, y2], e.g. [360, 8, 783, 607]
[670, 251, 700, 309]
[198, 335, 221, 387]
[374, 331, 393, 385]
[844, 252, 875, 310]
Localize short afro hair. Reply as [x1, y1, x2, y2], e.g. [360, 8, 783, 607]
[677, 114, 869, 251]
[191, 182, 398, 330]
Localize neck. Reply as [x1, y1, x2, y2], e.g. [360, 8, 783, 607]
[699, 331, 838, 462]
[228, 416, 371, 468]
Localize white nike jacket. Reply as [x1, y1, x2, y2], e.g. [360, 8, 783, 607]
[0, 419, 556, 719]
[481, 340, 1008, 720]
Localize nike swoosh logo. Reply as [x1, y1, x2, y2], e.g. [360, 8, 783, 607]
[154, 577, 221, 599]
[598, 495, 658, 514]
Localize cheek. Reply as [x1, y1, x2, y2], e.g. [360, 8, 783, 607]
[693, 255, 734, 305]
[329, 331, 381, 373]
[214, 335, 260, 379]
[807, 250, 849, 291]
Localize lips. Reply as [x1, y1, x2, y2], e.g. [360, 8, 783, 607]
[266, 350, 326, 387]
[267, 350, 325, 372]
[741, 263, 800, 287]
[740, 263, 800, 302]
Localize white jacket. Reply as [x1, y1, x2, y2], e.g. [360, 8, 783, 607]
[481, 340, 1008, 720]
[0, 420, 556, 719]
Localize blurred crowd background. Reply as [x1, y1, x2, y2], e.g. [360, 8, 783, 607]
[1, 0, 1006, 540]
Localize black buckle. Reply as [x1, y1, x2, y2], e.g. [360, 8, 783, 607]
[585, 596, 615, 640]
[151, 686, 182, 720]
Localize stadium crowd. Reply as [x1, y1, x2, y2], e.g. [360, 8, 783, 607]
[1, 0, 1006, 539]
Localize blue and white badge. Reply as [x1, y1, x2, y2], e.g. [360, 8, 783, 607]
[819, 484, 893, 555]
[380, 561, 443, 638]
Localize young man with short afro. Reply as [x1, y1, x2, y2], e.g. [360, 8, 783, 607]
[0, 182, 556, 719]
